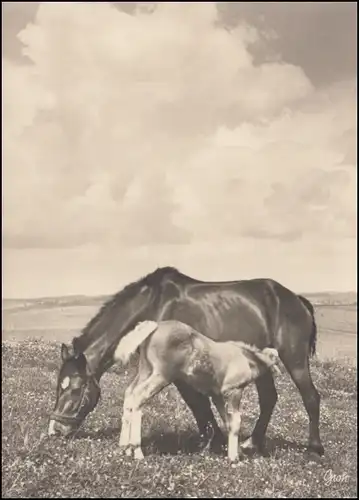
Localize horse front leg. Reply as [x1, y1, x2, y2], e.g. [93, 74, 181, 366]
[174, 380, 226, 452]
[241, 371, 278, 455]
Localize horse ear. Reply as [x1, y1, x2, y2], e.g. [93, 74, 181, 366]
[72, 337, 81, 356]
[61, 343, 71, 362]
[76, 352, 86, 371]
[76, 352, 92, 376]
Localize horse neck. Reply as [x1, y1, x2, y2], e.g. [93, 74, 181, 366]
[81, 292, 158, 378]
[84, 337, 117, 379]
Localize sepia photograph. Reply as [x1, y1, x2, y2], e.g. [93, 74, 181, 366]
[2, 2, 357, 498]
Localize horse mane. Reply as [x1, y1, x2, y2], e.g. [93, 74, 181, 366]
[72, 267, 180, 353]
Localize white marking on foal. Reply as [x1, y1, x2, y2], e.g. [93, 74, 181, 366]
[131, 410, 144, 460]
[228, 413, 241, 462]
[61, 376, 70, 390]
[48, 420, 56, 436]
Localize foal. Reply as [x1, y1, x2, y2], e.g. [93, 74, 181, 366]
[114, 320, 281, 462]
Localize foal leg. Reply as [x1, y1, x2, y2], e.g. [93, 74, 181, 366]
[223, 389, 244, 462]
[120, 348, 153, 453]
[241, 371, 278, 454]
[127, 372, 169, 460]
[211, 394, 228, 430]
[174, 380, 226, 452]
[119, 374, 139, 451]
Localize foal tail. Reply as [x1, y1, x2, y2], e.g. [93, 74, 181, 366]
[257, 347, 281, 376]
[114, 321, 159, 365]
[298, 295, 317, 357]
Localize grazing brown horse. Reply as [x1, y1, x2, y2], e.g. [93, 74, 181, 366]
[114, 319, 281, 461]
[48, 267, 324, 456]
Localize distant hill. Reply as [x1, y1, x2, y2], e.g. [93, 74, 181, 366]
[300, 291, 357, 306]
[2, 295, 108, 312]
[2, 290, 357, 311]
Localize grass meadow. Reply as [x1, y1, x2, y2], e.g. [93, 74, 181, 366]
[1, 299, 357, 498]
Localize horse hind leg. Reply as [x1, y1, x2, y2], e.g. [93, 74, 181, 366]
[282, 354, 324, 456]
[241, 371, 278, 455]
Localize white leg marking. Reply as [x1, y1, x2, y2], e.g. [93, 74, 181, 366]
[227, 411, 241, 462]
[228, 432, 239, 462]
[48, 420, 56, 436]
[119, 387, 135, 449]
[130, 409, 144, 460]
[119, 410, 131, 448]
[123, 372, 167, 459]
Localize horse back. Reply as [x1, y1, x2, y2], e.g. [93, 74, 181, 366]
[155, 275, 314, 354]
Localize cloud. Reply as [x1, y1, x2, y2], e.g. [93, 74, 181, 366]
[171, 79, 356, 243]
[2, 2, 356, 250]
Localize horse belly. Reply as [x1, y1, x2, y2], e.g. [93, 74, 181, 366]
[166, 298, 269, 346]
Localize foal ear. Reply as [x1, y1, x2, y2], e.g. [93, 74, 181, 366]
[61, 343, 71, 362]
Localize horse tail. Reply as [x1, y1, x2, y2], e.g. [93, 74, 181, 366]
[298, 295, 317, 357]
[114, 320, 158, 365]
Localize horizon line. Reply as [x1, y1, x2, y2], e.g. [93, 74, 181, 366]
[2, 290, 357, 302]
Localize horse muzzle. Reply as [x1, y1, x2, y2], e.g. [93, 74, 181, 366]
[48, 419, 74, 437]
[48, 413, 81, 437]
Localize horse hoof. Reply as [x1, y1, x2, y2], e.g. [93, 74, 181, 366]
[240, 437, 266, 456]
[210, 434, 227, 454]
[240, 436, 257, 451]
[307, 444, 325, 457]
[198, 434, 212, 452]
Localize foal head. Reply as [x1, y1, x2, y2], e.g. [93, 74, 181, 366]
[48, 343, 101, 437]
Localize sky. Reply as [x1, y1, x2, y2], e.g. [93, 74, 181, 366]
[2, 2, 357, 298]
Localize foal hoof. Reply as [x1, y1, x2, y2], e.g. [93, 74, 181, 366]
[134, 447, 144, 460]
[121, 445, 145, 460]
[228, 452, 243, 463]
[118, 446, 128, 456]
